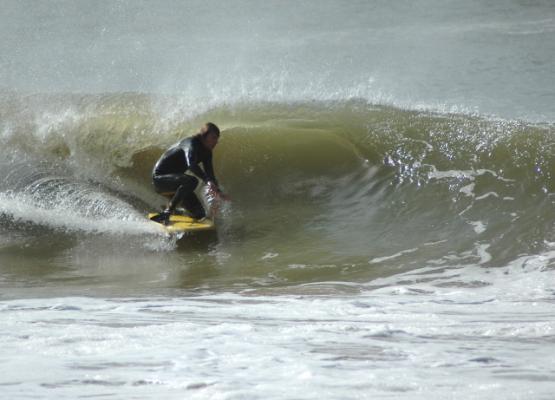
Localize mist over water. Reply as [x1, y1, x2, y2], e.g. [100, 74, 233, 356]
[2, 0, 555, 120]
[1, 1, 555, 399]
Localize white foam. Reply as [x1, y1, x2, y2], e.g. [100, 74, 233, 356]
[369, 248, 418, 264]
[469, 220, 487, 234]
[475, 192, 499, 201]
[459, 182, 475, 197]
[475, 243, 492, 264]
[428, 168, 514, 183]
[2, 238, 555, 398]
[261, 252, 279, 260]
[2, 263, 555, 400]
[0, 192, 161, 236]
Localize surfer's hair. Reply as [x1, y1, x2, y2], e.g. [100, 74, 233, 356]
[201, 122, 220, 137]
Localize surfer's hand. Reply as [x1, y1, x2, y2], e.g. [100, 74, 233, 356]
[207, 181, 217, 192]
[207, 181, 230, 201]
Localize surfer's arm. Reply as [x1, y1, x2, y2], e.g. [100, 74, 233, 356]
[203, 153, 219, 190]
[185, 143, 228, 200]
[203, 154, 230, 200]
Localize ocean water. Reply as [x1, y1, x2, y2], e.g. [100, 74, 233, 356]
[1, 1, 555, 398]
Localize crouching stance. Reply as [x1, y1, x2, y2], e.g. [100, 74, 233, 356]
[151, 122, 227, 224]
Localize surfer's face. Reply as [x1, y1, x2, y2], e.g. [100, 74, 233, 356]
[203, 132, 219, 150]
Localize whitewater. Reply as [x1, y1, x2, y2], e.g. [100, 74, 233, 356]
[1, 0, 555, 398]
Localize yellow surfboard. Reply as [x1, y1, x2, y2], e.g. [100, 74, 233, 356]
[148, 213, 215, 234]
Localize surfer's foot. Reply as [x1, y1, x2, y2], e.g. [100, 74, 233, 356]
[150, 209, 171, 225]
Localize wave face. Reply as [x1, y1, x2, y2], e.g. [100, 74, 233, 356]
[1, 92, 554, 291]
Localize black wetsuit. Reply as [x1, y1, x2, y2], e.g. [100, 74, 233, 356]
[152, 135, 218, 219]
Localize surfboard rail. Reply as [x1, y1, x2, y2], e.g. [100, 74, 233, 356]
[148, 213, 215, 233]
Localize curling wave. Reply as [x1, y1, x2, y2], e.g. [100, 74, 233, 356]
[1, 92, 554, 273]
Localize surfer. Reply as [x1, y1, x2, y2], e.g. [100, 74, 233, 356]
[150, 122, 228, 224]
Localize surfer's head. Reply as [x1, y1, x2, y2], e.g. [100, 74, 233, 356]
[200, 122, 220, 150]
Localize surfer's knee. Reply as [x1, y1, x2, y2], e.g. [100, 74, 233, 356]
[189, 176, 199, 187]
[181, 175, 199, 190]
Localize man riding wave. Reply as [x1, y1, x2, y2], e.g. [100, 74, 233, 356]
[150, 122, 228, 225]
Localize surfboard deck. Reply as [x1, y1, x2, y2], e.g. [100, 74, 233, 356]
[148, 213, 215, 234]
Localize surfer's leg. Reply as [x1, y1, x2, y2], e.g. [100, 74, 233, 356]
[152, 174, 187, 224]
[167, 185, 186, 211]
[153, 175, 205, 220]
[153, 174, 182, 194]
[165, 176, 206, 219]
[172, 176, 206, 219]
[181, 191, 206, 220]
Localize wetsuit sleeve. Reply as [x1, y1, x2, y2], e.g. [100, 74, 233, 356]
[185, 145, 210, 183]
[203, 152, 219, 188]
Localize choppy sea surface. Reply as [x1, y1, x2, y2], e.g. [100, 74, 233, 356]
[1, 1, 555, 398]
